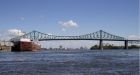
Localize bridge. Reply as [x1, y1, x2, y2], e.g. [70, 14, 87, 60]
[10, 30, 140, 50]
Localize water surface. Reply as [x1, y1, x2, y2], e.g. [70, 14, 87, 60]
[0, 49, 139, 75]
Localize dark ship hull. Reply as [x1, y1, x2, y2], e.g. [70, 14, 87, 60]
[12, 39, 41, 51]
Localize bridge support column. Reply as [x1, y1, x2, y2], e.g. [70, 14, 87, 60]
[99, 40, 103, 50]
[124, 40, 128, 49]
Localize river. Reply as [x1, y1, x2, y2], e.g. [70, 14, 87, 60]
[0, 49, 139, 75]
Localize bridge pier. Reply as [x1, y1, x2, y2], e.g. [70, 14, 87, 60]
[99, 40, 103, 50]
[124, 40, 128, 49]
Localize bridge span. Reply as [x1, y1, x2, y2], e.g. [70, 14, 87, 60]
[10, 30, 140, 50]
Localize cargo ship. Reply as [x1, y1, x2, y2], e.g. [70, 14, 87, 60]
[12, 38, 41, 51]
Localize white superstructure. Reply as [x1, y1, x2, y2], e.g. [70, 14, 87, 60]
[20, 38, 31, 42]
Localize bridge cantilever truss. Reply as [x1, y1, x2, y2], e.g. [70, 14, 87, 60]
[10, 30, 126, 41]
[10, 30, 140, 49]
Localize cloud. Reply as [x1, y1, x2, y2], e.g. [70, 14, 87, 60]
[47, 33, 53, 35]
[8, 29, 25, 36]
[127, 35, 140, 40]
[62, 28, 66, 31]
[21, 17, 25, 21]
[59, 20, 78, 28]
[0, 29, 25, 40]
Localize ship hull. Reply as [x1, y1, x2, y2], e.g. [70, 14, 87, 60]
[12, 41, 41, 51]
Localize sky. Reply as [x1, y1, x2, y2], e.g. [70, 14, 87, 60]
[0, 0, 139, 48]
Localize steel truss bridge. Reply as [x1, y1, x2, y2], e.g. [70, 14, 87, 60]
[10, 30, 140, 49]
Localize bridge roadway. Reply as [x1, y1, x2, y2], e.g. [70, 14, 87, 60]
[39, 39, 139, 50]
[10, 30, 140, 50]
